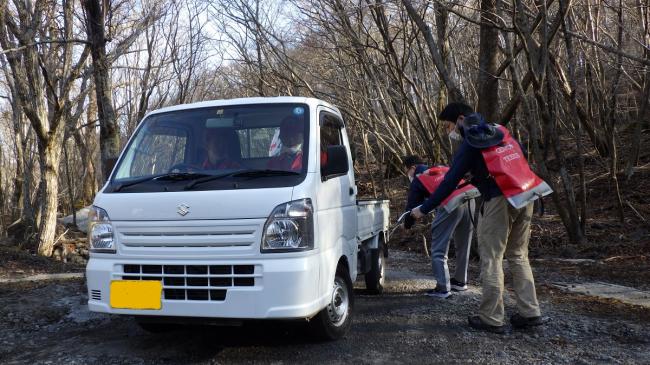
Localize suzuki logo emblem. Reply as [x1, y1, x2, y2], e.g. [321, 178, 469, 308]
[177, 203, 190, 216]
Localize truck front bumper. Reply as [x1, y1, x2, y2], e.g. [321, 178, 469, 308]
[86, 254, 325, 319]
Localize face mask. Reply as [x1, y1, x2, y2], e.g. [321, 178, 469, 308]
[281, 143, 302, 154]
[449, 129, 461, 141]
[407, 167, 415, 182]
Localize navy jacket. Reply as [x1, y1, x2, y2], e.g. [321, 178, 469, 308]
[403, 164, 430, 229]
[419, 140, 503, 215]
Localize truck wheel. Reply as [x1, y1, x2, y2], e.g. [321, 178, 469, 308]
[310, 266, 354, 341]
[364, 240, 385, 294]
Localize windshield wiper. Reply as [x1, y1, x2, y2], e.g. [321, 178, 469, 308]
[231, 169, 300, 178]
[184, 169, 300, 190]
[112, 172, 210, 192]
[184, 171, 244, 190]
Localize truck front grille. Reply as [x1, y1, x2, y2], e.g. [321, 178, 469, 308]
[118, 226, 258, 248]
[119, 264, 258, 301]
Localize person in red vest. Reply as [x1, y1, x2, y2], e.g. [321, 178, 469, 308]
[268, 116, 304, 172]
[403, 155, 479, 299]
[411, 105, 552, 333]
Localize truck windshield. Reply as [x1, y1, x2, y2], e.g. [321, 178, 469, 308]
[108, 103, 309, 193]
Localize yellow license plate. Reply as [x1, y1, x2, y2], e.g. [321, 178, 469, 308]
[110, 280, 162, 310]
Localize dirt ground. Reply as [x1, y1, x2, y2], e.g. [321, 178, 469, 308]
[1, 132, 648, 364]
[1, 247, 649, 365]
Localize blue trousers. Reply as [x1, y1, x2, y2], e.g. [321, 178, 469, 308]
[430, 200, 475, 292]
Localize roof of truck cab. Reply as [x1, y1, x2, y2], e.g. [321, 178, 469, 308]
[146, 96, 340, 116]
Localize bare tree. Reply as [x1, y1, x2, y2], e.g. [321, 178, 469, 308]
[0, 0, 90, 255]
[81, 0, 120, 181]
[477, 0, 500, 120]
[0, 0, 647, 251]
[401, 0, 466, 103]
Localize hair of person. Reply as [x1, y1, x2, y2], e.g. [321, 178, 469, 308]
[438, 102, 474, 123]
[402, 155, 423, 168]
[205, 127, 224, 141]
[280, 115, 303, 133]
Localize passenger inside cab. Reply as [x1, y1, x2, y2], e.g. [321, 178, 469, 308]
[267, 116, 304, 172]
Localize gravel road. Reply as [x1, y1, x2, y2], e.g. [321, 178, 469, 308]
[1, 249, 648, 364]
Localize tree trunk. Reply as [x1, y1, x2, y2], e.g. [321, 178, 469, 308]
[626, 80, 649, 180]
[434, 1, 450, 110]
[509, 44, 584, 244]
[63, 141, 76, 227]
[12, 114, 27, 220]
[0, 146, 4, 235]
[0, 57, 33, 227]
[85, 88, 100, 203]
[36, 142, 63, 256]
[401, 0, 465, 103]
[82, 0, 120, 182]
[541, 74, 584, 243]
[560, 0, 587, 233]
[625, 0, 650, 179]
[362, 131, 378, 198]
[607, 0, 625, 223]
[477, 0, 500, 121]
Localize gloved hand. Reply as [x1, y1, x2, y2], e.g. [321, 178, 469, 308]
[404, 214, 415, 229]
[410, 206, 425, 219]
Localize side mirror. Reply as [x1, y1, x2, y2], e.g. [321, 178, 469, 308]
[321, 145, 349, 181]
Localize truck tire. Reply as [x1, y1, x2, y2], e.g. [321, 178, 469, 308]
[364, 239, 385, 294]
[309, 265, 354, 341]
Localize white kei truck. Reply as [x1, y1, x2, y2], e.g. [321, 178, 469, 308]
[86, 97, 390, 340]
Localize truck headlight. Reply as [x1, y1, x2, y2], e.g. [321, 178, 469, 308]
[262, 199, 314, 252]
[88, 206, 115, 253]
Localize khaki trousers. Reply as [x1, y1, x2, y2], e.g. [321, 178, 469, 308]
[477, 195, 540, 326]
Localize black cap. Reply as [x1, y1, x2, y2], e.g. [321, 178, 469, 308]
[402, 155, 423, 169]
[438, 102, 474, 123]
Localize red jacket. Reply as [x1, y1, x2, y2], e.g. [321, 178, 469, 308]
[267, 151, 302, 171]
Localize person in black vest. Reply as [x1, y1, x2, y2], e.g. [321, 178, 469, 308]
[411, 105, 551, 333]
[403, 155, 478, 298]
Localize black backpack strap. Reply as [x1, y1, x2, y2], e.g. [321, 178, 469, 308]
[536, 195, 545, 216]
[467, 198, 482, 231]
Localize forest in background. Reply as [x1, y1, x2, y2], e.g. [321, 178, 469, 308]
[0, 0, 648, 257]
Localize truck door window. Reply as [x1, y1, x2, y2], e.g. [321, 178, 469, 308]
[320, 114, 343, 167]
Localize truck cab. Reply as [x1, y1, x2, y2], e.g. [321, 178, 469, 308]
[86, 97, 389, 339]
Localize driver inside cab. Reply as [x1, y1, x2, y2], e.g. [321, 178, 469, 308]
[203, 128, 241, 170]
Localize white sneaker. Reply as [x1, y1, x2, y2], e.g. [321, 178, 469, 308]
[450, 278, 468, 292]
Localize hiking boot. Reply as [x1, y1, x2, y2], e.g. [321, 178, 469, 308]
[424, 287, 451, 299]
[510, 313, 547, 329]
[450, 278, 468, 292]
[468, 315, 506, 334]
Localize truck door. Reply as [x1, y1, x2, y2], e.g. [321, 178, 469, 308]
[316, 109, 357, 280]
